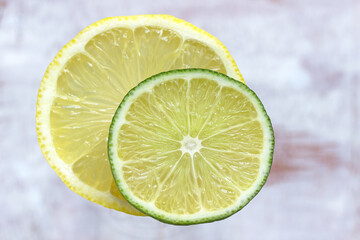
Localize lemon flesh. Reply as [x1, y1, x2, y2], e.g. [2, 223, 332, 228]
[36, 15, 243, 215]
[108, 69, 274, 224]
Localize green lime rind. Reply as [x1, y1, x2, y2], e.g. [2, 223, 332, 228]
[108, 69, 274, 225]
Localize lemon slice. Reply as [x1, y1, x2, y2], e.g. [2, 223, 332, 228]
[36, 15, 243, 215]
[108, 69, 274, 224]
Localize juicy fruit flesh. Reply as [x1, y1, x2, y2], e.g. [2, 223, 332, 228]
[49, 27, 228, 199]
[116, 77, 263, 215]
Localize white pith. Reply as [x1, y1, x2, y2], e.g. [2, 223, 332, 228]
[180, 136, 202, 157]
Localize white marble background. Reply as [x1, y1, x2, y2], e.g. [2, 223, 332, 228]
[0, 0, 359, 239]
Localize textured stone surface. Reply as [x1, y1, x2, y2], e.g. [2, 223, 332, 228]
[0, 0, 359, 239]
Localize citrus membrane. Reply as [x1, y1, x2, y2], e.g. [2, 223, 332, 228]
[108, 69, 274, 224]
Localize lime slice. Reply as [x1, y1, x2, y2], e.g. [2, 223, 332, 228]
[108, 69, 274, 224]
[36, 15, 243, 215]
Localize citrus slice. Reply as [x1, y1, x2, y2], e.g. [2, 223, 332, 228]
[108, 69, 274, 224]
[36, 15, 243, 215]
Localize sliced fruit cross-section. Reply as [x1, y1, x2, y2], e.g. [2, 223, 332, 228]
[108, 69, 274, 224]
[36, 15, 243, 215]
